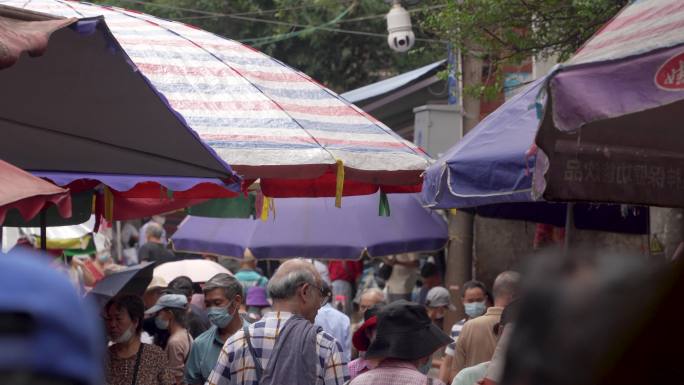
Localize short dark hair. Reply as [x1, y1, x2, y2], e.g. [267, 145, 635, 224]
[105, 294, 145, 334]
[168, 276, 194, 298]
[165, 307, 186, 328]
[461, 280, 488, 298]
[420, 262, 439, 278]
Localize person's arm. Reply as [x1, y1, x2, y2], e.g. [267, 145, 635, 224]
[452, 325, 468, 377]
[343, 320, 352, 363]
[322, 338, 350, 385]
[73, 259, 96, 287]
[440, 355, 454, 384]
[166, 340, 186, 385]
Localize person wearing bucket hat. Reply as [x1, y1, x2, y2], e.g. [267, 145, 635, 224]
[246, 286, 272, 323]
[350, 300, 451, 385]
[348, 304, 383, 380]
[145, 294, 193, 385]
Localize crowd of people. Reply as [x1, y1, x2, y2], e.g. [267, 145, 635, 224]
[5, 233, 682, 385]
[92, 235, 521, 385]
[7, 214, 531, 385]
[44, 213, 519, 385]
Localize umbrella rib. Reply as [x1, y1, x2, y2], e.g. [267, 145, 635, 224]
[98, 6, 339, 166]
[0, 115, 234, 178]
[52, 0, 86, 18]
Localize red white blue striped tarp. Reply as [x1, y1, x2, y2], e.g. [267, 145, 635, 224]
[569, 0, 684, 65]
[3, 0, 430, 197]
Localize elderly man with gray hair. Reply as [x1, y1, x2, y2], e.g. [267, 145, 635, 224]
[138, 222, 176, 265]
[207, 259, 349, 385]
[185, 273, 245, 385]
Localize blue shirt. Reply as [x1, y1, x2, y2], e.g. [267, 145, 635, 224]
[184, 319, 249, 385]
[315, 303, 351, 362]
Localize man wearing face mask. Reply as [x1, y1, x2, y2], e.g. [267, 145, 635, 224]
[439, 280, 490, 384]
[185, 274, 245, 385]
[145, 294, 193, 385]
[452, 271, 519, 377]
[349, 300, 452, 385]
[206, 259, 349, 385]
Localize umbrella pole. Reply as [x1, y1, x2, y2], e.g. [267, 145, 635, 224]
[564, 202, 575, 255]
[40, 210, 47, 251]
[116, 221, 123, 262]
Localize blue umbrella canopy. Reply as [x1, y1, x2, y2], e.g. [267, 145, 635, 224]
[420, 76, 648, 234]
[171, 193, 448, 260]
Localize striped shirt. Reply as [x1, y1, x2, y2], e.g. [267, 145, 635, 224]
[206, 311, 349, 385]
[444, 318, 466, 356]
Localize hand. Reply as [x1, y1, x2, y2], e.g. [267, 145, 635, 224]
[71, 257, 84, 268]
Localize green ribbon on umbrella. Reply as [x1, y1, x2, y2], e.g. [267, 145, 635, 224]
[378, 191, 391, 217]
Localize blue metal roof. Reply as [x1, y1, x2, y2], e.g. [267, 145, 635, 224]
[341, 60, 446, 103]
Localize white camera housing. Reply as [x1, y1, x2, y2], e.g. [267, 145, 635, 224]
[386, 3, 415, 53]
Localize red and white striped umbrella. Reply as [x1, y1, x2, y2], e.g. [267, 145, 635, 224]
[3, 0, 430, 201]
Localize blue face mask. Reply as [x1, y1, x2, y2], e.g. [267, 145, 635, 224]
[207, 305, 234, 328]
[464, 301, 486, 318]
[155, 315, 169, 330]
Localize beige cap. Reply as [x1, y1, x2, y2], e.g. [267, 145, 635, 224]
[147, 276, 168, 291]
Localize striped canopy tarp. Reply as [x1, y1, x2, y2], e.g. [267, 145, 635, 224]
[534, 0, 684, 207]
[4, 0, 430, 199]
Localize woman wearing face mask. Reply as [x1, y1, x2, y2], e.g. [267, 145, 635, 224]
[145, 294, 193, 385]
[104, 294, 174, 385]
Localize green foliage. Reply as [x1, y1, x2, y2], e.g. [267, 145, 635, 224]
[425, 0, 628, 63]
[93, 0, 446, 92]
[424, 0, 628, 99]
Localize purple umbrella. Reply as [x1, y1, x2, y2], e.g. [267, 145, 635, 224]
[171, 193, 448, 260]
[534, 0, 684, 207]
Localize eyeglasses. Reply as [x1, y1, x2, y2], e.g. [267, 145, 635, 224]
[303, 282, 330, 308]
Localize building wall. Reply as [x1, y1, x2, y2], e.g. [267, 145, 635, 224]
[472, 215, 649, 288]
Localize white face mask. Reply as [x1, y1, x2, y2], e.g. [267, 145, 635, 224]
[113, 326, 135, 344]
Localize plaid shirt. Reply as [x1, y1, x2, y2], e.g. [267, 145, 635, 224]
[206, 311, 349, 385]
[349, 360, 445, 385]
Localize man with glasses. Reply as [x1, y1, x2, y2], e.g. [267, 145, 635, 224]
[206, 258, 349, 385]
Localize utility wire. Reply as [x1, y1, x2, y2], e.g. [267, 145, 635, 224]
[242, 4, 356, 47]
[101, 0, 447, 44]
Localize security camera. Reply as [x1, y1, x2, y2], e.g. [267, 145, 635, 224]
[386, 1, 415, 53]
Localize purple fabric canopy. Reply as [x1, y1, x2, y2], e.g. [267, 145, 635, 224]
[171, 193, 448, 260]
[33, 171, 239, 193]
[534, 0, 684, 207]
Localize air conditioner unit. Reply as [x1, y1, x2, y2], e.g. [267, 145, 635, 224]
[413, 104, 463, 158]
